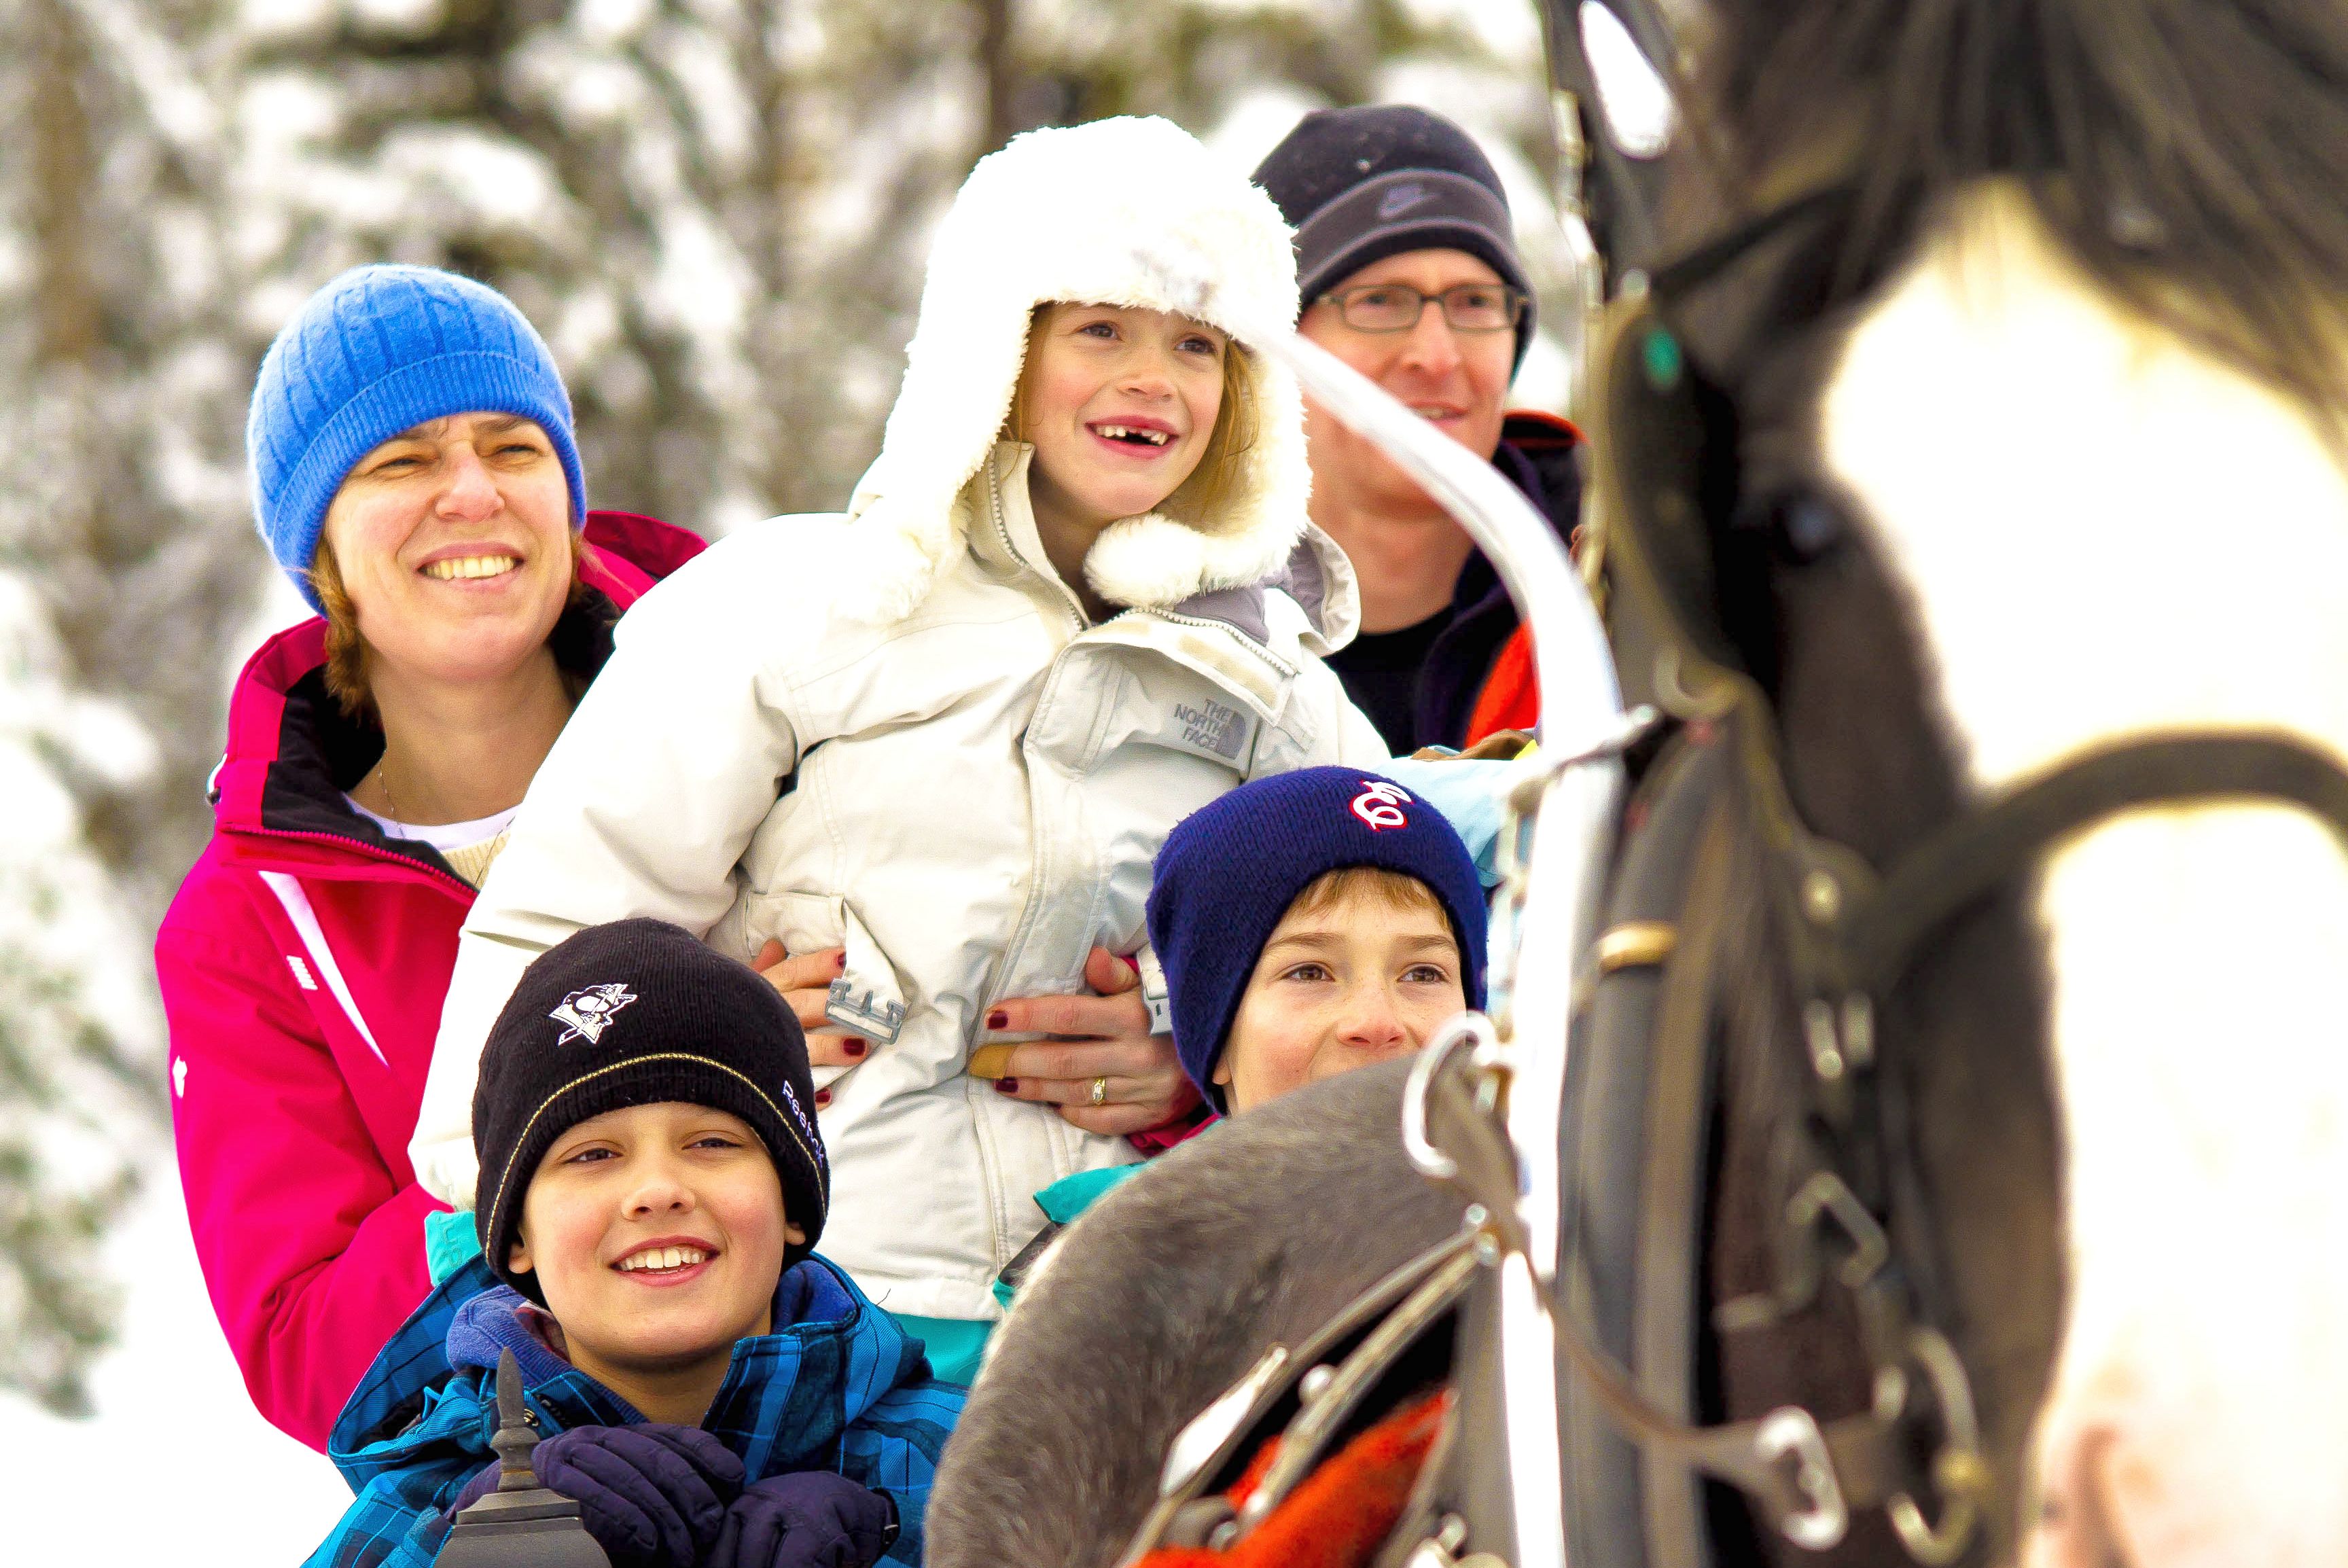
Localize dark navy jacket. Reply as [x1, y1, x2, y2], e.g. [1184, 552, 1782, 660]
[1330, 411, 1582, 752]
[307, 1255, 963, 1567]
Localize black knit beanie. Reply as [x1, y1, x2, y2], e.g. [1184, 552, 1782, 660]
[1253, 104, 1535, 370]
[473, 918, 829, 1305]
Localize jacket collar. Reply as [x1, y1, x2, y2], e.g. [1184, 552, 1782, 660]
[329, 1255, 926, 1484]
[967, 442, 1361, 654]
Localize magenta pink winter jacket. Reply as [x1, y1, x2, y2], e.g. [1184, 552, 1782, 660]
[158, 512, 703, 1451]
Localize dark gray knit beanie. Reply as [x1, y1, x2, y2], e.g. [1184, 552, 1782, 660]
[1253, 104, 1535, 370]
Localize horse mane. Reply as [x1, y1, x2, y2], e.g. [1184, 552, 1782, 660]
[1690, 0, 2348, 427]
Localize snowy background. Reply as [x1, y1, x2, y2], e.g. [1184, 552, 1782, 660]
[0, 0, 1569, 1556]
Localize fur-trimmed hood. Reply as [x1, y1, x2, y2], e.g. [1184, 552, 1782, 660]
[847, 115, 1311, 622]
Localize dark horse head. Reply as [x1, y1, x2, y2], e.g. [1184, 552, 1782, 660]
[927, 5, 2348, 1567]
[1578, 1, 2348, 1565]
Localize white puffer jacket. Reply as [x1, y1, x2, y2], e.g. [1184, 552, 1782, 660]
[411, 116, 1389, 1321]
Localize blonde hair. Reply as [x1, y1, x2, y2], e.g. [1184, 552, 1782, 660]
[306, 533, 596, 724]
[1285, 866, 1447, 923]
[1008, 305, 1260, 527]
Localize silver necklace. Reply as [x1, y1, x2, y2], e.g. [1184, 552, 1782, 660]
[372, 756, 399, 821]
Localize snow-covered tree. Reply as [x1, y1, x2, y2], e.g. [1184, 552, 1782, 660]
[0, 0, 247, 1412]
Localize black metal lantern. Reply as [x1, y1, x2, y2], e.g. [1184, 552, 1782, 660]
[435, 1349, 612, 1568]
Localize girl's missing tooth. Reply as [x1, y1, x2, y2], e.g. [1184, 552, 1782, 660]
[412, 113, 1389, 1379]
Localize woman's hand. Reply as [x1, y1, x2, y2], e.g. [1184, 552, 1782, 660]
[751, 942, 870, 1073]
[986, 948, 1201, 1136]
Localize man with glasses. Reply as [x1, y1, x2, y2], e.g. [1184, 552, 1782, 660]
[1256, 105, 1582, 753]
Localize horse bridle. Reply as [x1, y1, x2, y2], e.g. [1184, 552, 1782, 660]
[1542, 185, 2348, 1567]
[1112, 46, 2348, 1562]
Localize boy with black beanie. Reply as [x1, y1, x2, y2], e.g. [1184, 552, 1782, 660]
[310, 919, 963, 1568]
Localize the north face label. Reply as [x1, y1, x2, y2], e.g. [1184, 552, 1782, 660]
[1172, 698, 1248, 762]
[549, 982, 638, 1045]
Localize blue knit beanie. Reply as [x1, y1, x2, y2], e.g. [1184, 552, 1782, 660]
[246, 264, 586, 611]
[1146, 767, 1490, 1108]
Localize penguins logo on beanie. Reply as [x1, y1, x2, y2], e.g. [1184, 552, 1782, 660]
[549, 984, 637, 1045]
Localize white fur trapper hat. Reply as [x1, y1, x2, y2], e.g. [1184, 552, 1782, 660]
[844, 115, 1311, 623]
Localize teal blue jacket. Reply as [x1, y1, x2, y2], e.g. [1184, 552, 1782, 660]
[308, 1254, 963, 1567]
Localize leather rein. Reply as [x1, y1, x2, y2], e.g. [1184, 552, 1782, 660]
[1556, 186, 2348, 1566]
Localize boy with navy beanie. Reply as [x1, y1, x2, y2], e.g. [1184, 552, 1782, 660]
[1146, 767, 1489, 1114]
[310, 920, 963, 1568]
[989, 770, 1489, 1314]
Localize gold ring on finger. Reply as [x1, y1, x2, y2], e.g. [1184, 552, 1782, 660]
[1090, 1075, 1109, 1107]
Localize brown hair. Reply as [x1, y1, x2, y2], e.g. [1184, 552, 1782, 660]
[1284, 866, 1448, 924]
[1008, 305, 1260, 527]
[306, 533, 595, 724]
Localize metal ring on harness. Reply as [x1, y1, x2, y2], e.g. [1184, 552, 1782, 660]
[1400, 1014, 1503, 1186]
[1885, 1326, 1987, 1567]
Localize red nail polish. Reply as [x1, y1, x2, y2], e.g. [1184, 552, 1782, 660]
[993, 1077, 1019, 1094]
[986, 1010, 1008, 1031]
[815, 1089, 832, 1108]
[835, 952, 848, 970]
[844, 1038, 868, 1058]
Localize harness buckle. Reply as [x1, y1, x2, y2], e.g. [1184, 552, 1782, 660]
[1785, 1169, 1891, 1291]
[1754, 1406, 1850, 1550]
[1802, 993, 1875, 1082]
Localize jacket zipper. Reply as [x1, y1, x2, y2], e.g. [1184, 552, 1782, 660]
[983, 462, 1107, 1205]
[983, 461, 1301, 675]
[234, 822, 476, 899]
[1135, 605, 1302, 680]
[986, 461, 1088, 637]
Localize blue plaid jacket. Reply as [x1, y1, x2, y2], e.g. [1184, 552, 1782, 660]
[306, 1253, 964, 1567]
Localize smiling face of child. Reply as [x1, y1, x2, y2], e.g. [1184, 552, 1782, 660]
[1215, 869, 1468, 1113]
[508, 1102, 802, 1405]
[1018, 302, 1230, 536]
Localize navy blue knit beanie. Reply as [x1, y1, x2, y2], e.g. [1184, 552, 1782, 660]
[1252, 104, 1535, 371]
[1147, 767, 1489, 1107]
[246, 264, 586, 612]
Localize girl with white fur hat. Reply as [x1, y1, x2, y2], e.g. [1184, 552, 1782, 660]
[406, 115, 1388, 1378]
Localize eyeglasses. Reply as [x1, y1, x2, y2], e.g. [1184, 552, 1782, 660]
[1318, 282, 1528, 334]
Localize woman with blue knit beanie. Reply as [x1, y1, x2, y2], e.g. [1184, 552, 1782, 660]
[154, 264, 707, 1450]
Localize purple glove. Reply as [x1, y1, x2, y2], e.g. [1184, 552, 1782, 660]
[708, 1472, 899, 1568]
[531, 1423, 747, 1567]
